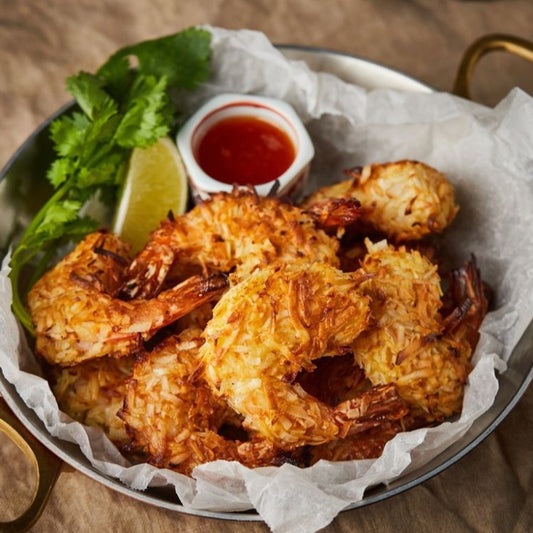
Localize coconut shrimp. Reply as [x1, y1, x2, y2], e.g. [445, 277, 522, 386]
[119, 187, 360, 299]
[119, 328, 282, 475]
[27, 230, 228, 366]
[301, 160, 458, 242]
[49, 356, 134, 447]
[351, 240, 488, 424]
[296, 350, 407, 463]
[200, 260, 407, 450]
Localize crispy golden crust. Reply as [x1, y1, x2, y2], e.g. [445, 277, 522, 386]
[49, 356, 133, 446]
[27, 160, 488, 474]
[302, 160, 458, 241]
[120, 329, 238, 473]
[27, 231, 228, 366]
[200, 260, 373, 449]
[352, 240, 486, 423]
[120, 187, 341, 299]
[119, 328, 281, 475]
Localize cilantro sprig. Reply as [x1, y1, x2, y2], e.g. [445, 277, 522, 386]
[9, 28, 211, 333]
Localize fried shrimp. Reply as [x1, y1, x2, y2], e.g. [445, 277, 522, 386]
[296, 350, 408, 463]
[351, 240, 488, 424]
[301, 160, 458, 241]
[49, 356, 133, 446]
[120, 187, 347, 299]
[27, 231, 228, 366]
[199, 260, 408, 449]
[119, 328, 280, 475]
[23, 150, 488, 476]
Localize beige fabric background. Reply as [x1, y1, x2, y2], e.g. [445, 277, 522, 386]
[1, 1, 532, 531]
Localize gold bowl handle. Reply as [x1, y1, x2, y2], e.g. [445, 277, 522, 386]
[453, 33, 533, 99]
[0, 397, 62, 533]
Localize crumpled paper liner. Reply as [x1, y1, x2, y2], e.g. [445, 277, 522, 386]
[1, 26, 533, 533]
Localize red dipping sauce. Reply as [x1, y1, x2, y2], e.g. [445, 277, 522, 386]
[196, 116, 296, 186]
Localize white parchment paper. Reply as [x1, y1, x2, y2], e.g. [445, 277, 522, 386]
[1, 27, 533, 533]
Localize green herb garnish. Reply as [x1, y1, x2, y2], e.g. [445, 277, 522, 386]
[9, 27, 212, 333]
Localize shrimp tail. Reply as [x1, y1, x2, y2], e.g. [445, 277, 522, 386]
[304, 198, 363, 233]
[334, 383, 408, 437]
[440, 254, 489, 350]
[119, 236, 176, 300]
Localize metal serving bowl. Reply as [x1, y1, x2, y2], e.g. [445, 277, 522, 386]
[1, 34, 532, 532]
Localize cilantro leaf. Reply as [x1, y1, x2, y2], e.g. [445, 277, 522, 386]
[98, 27, 212, 93]
[49, 112, 90, 158]
[47, 157, 75, 188]
[33, 200, 84, 241]
[114, 75, 171, 148]
[66, 72, 117, 121]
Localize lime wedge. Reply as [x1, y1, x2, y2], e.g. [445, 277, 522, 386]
[112, 137, 189, 253]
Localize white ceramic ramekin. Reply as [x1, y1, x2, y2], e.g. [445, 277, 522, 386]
[176, 93, 314, 201]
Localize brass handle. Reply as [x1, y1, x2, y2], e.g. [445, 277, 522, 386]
[0, 397, 62, 533]
[453, 33, 533, 99]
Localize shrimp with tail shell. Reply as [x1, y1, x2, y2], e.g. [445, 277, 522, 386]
[200, 259, 407, 450]
[119, 187, 361, 300]
[301, 160, 458, 242]
[119, 328, 283, 475]
[27, 230, 228, 366]
[351, 239, 488, 425]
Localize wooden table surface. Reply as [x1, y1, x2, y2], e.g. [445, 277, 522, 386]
[1, 1, 532, 532]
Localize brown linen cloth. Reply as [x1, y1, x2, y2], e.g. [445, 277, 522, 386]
[1, 1, 532, 531]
